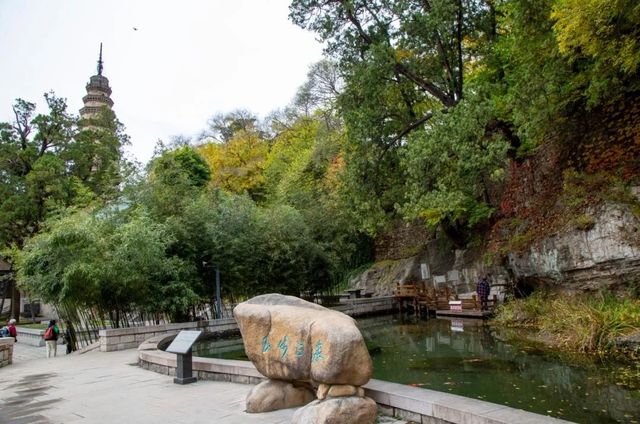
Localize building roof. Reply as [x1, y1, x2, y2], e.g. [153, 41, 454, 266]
[0, 260, 10, 272]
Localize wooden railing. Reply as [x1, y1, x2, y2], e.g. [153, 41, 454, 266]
[394, 282, 498, 311]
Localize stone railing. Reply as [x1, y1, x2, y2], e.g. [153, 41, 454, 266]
[334, 296, 395, 316]
[138, 336, 570, 424]
[0, 337, 14, 367]
[16, 327, 46, 347]
[15, 327, 64, 347]
[99, 318, 238, 352]
[100, 297, 396, 352]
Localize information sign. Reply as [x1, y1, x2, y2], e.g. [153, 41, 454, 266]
[449, 300, 462, 311]
[446, 270, 460, 282]
[166, 330, 202, 354]
[433, 275, 446, 284]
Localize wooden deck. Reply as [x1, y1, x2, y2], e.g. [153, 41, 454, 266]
[435, 309, 494, 319]
[393, 282, 498, 319]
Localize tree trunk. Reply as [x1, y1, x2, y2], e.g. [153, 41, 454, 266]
[10, 281, 20, 323]
[0, 282, 6, 317]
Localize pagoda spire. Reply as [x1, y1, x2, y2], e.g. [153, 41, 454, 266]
[97, 43, 104, 76]
[79, 44, 113, 121]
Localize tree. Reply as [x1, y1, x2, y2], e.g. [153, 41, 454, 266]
[0, 94, 76, 248]
[402, 97, 510, 245]
[198, 130, 268, 200]
[200, 109, 263, 143]
[0, 94, 127, 250]
[551, 0, 640, 103]
[135, 146, 210, 223]
[289, 0, 494, 235]
[69, 108, 128, 199]
[14, 210, 200, 325]
[293, 60, 344, 121]
[263, 114, 373, 286]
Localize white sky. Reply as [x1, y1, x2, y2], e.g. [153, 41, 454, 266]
[0, 0, 324, 164]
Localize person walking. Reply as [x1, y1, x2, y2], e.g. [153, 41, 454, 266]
[44, 320, 60, 358]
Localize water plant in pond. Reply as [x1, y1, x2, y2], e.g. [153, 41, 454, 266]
[493, 291, 640, 356]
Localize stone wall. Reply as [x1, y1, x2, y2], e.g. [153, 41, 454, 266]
[138, 338, 568, 424]
[0, 337, 14, 368]
[15, 327, 45, 346]
[333, 296, 395, 316]
[100, 298, 396, 352]
[99, 318, 238, 352]
[16, 327, 70, 347]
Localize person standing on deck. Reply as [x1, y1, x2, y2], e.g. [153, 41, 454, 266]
[476, 276, 491, 311]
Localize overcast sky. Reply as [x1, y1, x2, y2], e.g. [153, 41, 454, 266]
[0, 0, 324, 164]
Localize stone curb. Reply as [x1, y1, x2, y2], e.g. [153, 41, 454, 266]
[137, 336, 573, 424]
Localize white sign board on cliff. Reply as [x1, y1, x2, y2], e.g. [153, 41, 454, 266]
[420, 263, 430, 280]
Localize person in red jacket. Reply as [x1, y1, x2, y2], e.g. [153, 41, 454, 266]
[7, 318, 17, 341]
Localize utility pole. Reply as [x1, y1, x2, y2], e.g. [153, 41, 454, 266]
[215, 266, 222, 319]
[204, 261, 223, 320]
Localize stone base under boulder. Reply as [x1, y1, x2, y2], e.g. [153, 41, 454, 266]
[291, 396, 377, 424]
[246, 379, 316, 413]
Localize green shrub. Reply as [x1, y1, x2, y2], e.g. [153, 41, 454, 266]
[573, 214, 596, 231]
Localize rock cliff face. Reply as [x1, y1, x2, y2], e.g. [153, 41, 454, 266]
[351, 203, 640, 296]
[508, 205, 640, 292]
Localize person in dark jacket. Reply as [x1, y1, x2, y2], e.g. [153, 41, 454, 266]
[476, 276, 491, 310]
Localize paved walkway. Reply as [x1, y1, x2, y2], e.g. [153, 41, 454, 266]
[1, 345, 407, 424]
[12, 341, 49, 362]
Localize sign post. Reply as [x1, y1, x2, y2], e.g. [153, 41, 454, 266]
[166, 330, 202, 385]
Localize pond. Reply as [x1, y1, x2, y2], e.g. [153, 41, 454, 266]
[192, 315, 640, 424]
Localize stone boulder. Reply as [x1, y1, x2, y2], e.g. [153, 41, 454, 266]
[234, 294, 373, 386]
[246, 380, 316, 413]
[291, 396, 378, 424]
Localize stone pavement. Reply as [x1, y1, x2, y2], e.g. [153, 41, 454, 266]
[12, 340, 49, 362]
[1, 346, 408, 424]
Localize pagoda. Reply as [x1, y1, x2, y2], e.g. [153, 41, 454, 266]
[79, 43, 114, 119]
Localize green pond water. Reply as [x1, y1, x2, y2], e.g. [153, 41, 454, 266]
[192, 315, 640, 423]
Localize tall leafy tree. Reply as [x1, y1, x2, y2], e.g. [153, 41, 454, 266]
[198, 130, 268, 200]
[139, 145, 211, 220]
[551, 0, 640, 103]
[1, 93, 126, 320]
[69, 109, 129, 199]
[0, 94, 75, 248]
[14, 210, 199, 326]
[290, 0, 494, 234]
[200, 109, 263, 143]
[0, 94, 127, 249]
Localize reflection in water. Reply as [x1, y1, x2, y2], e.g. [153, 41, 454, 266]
[195, 315, 640, 424]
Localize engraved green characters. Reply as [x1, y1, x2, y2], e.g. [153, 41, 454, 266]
[261, 335, 271, 353]
[311, 340, 325, 363]
[278, 336, 289, 358]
